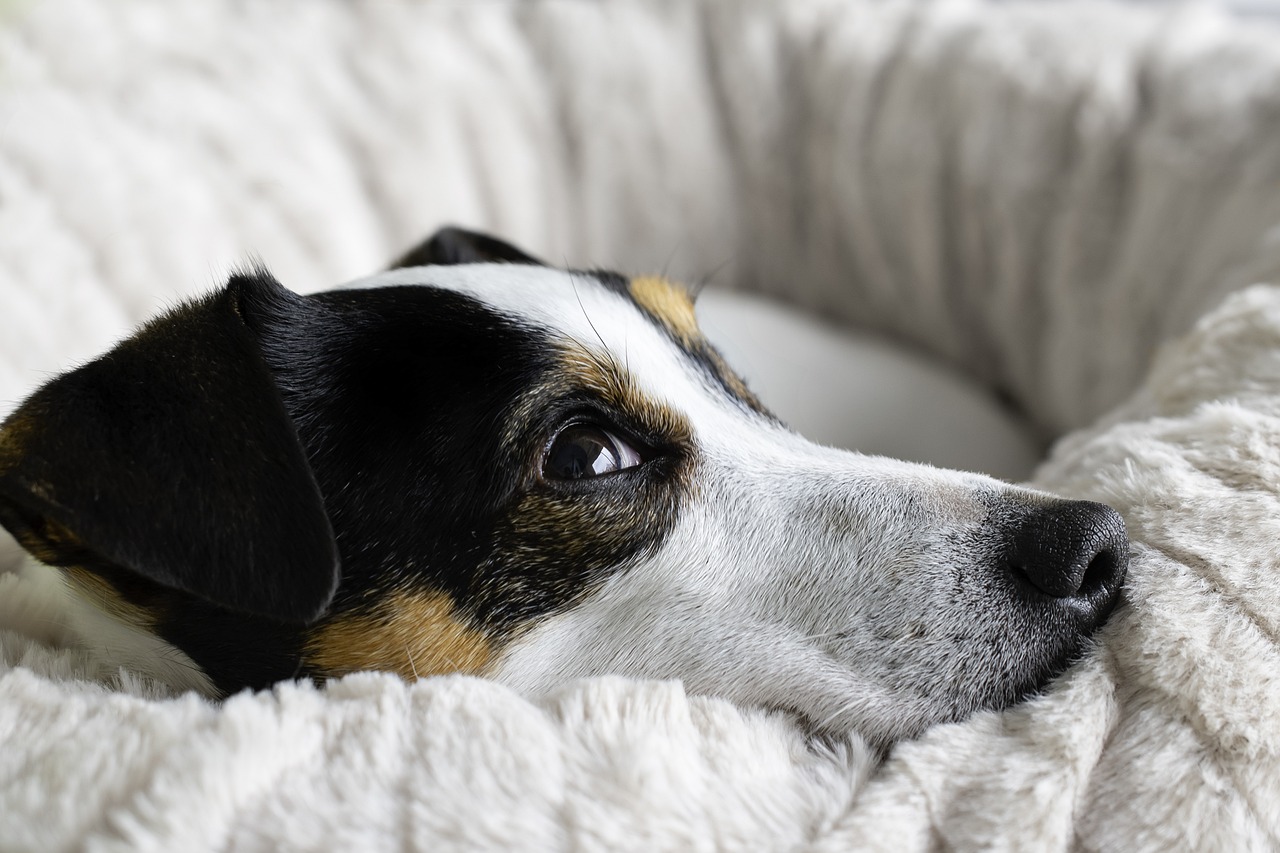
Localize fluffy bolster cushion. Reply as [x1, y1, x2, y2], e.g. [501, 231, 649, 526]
[2, 1, 1279, 849]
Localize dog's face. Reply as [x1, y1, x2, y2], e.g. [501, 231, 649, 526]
[0, 228, 1127, 746]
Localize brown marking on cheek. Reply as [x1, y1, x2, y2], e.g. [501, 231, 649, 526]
[480, 347, 700, 628]
[629, 276, 700, 345]
[509, 485, 680, 560]
[476, 418, 700, 623]
[65, 566, 159, 629]
[304, 590, 492, 680]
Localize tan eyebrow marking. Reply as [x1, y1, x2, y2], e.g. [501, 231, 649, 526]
[559, 346, 695, 445]
[627, 276, 769, 416]
[628, 275, 700, 346]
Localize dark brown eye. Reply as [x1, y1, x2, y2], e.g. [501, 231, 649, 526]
[543, 424, 644, 480]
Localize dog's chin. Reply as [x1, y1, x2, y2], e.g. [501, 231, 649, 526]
[803, 622, 1113, 749]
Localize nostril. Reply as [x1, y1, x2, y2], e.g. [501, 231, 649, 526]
[1004, 500, 1129, 602]
[1079, 546, 1119, 598]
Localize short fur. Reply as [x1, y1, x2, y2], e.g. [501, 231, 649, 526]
[0, 227, 1128, 746]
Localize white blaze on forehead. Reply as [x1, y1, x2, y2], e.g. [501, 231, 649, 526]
[345, 265, 750, 429]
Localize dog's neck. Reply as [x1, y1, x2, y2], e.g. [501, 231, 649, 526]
[4, 559, 216, 696]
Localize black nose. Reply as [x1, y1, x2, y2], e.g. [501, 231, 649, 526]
[1005, 500, 1128, 602]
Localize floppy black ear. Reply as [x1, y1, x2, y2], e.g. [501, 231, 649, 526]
[389, 226, 545, 269]
[0, 271, 339, 624]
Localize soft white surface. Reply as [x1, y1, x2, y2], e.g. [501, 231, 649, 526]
[2, 0, 1280, 849]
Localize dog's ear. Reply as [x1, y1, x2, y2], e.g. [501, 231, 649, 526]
[0, 271, 339, 624]
[389, 226, 545, 269]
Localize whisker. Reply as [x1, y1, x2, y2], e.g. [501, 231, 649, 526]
[569, 274, 609, 354]
[689, 256, 734, 301]
[802, 629, 850, 643]
[815, 697, 863, 733]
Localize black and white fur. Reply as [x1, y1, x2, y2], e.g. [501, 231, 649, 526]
[0, 228, 1127, 747]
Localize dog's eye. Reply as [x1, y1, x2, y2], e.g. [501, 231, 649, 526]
[543, 424, 644, 480]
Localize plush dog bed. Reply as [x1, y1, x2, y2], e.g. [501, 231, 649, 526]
[3, 0, 1280, 849]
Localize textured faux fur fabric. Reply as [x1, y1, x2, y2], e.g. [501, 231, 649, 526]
[2, 0, 1280, 849]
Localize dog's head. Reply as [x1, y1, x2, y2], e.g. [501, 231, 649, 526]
[0, 228, 1127, 746]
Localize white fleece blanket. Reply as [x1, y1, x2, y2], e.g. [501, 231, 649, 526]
[2, 1, 1280, 849]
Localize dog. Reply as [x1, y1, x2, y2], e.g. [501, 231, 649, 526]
[0, 227, 1128, 747]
